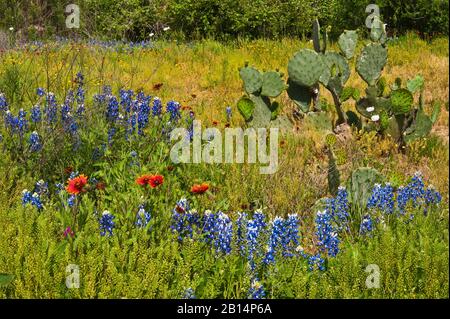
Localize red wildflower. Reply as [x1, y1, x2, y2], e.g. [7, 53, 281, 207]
[136, 174, 153, 186]
[66, 174, 88, 195]
[191, 183, 209, 194]
[63, 226, 75, 238]
[136, 174, 164, 188]
[149, 175, 164, 188]
[212, 120, 218, 126]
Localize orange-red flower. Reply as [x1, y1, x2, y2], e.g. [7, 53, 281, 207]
[66, 174, 88, 195]
[136, 174, 164, 188]
[149, 175, 164, 188]
[191, 183, 209, 194]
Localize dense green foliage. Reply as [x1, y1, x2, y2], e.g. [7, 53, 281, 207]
[0, 0, 448, 41]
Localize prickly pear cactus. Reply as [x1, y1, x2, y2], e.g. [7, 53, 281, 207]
[347, 167, 384, 208]
[356, 43, 387, 86]
[338, 30, 358, 59]
[286, 78, 313, 113]
[237, 64, 291, 129]
[288, 49, 327, 87]
[261, 71, 286, 97]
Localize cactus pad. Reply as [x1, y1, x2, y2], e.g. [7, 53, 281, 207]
[261, 71, 286, 97]
[324, 52, 350, 85]
[404, 110, 433, 143]
[237, 96, 255, 121]
[338, 30, 358, 59]
[356, 43, 387, 86]
[239, 66, 263, 95]
[286, 78, 312, 113]
[288, 49, 327, 87]
[406, 75, 425, 94]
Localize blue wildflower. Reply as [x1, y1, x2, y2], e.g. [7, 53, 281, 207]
[30, 105, 41, 123]
[99, 210, 115, 236]
[29, 131, 42, 152]
[136, 205, 151, 228]
[166, 100, 181, 122]
[36, 88, 45, 97]
[213, 212, 233, 255]
[367, 183, 395, 214]
[308, 253, 325, 271]
[22, 189, 32, 205]
[315, 210, 340, 257]
[248, 278, 266, 299]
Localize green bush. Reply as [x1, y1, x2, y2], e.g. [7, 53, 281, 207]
[0, 0, 448, 41]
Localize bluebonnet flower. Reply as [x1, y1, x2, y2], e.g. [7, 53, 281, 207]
[182, 287, 196, 299]
[137, 99, 150, 135]
[30, 192, 43, 210]
[263, 216, 284, 265]
[171, 198, 200, 241]
[28, 131, 42, 152]
[248, 278, 266, 299]
[106, 96, 119, 122]
[327, 187, 349, 231]
[0, 93, 8, 111]
[36, 88, 45, 97]
[99, 210, 115, 236]
[33, 180, 48, 195]
[4, 110, 18, 132]
[236, 212, 247, 256]
[119, 89, 133, 113]
[61, 102, 71, 122]
[44, 93, 58, 125]
[282, 213, 300, 257]
[130, 150, 137, 157]
[44, 94, 58, 124]
[76, 84, 85, 105]
[424, 186, 441, 205]
[22, 189, 32, 205]
[367, 183, 394, 214]
[253, 209, 266, 230]
[247, 219, 261, 271]
[107, 127, 116, 145]
[152, 97, 162, 116]
[201, 210, 216, 244]
[213, 212, 233, 255]
[397, 172, 427, 214]
[55, 183, 64, 195]
[76, 72, 84, 86]
[359, 214, 374, 235]
[17, 109, 27, 135]
[315, 210, 340, 257]
[30, 105, 41, 123]
[136, 205, 151, 228]
[308, 253, 325, 271]
[166, 100, 181, 122]
[226, 106, 232, 121]
[68, 195, 76, 207]
[65, 90, 75, 106]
